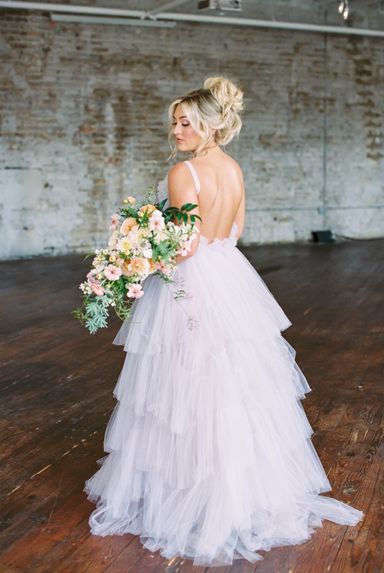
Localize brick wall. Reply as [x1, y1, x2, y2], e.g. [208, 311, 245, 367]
[1, 8, 383, 258]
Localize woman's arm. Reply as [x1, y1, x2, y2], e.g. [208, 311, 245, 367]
[168, 163, 201, 263]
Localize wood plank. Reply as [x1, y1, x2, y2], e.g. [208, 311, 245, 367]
[1, 239, 382, 572]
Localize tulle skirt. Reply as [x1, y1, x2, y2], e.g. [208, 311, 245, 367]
[84, 233, 364, 567]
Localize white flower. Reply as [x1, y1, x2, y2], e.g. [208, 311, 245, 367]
[108, 230, 119, 248]
[117, 236, 133, 254]
[93, 264, 106, 274]
[79, 282, 92, 294]
[152, 229, 169, 244]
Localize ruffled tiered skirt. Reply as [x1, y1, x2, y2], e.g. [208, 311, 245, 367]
[84, 235, 364, 567]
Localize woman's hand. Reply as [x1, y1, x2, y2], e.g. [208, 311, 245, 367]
[175, 252, 191, 265]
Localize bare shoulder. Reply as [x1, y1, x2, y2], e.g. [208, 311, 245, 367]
[168, 161, 195, 191]
[168, 161, 191, 184]
[167, 161, 198, 205]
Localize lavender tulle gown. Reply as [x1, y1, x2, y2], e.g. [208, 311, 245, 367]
[84, 160, 363, 567]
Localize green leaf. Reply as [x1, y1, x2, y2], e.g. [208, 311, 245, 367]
[181, 203, 197, 212]
[156, 198, 168, 210]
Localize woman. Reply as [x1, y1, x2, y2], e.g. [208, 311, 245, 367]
[84, 76, 364, 567]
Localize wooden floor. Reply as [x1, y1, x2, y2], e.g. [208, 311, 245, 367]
[1, 238, 383, 573]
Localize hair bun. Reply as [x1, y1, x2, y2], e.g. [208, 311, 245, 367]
[203, 76, 244, 118]
[167, 75, 244, 157]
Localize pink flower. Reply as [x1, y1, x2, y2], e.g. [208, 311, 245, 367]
[87, 271, 99, 285]
[126, 284, 144, 298]
[155, 261, 173, 277]
[104, 265, 122, 281]
[149, 217, 165, 231]
[90, 282, 104, 296]
[109, 213, 120, 229]
[183, 239, 193, 250]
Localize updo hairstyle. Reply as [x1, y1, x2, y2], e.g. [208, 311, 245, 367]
[168, 76, 244, 158]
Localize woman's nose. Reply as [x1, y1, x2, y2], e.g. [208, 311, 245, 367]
[173, 123, 181, 135]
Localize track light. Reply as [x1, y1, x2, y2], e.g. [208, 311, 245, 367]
[197, 0, 242, 11]
[338, 0, 349, 20]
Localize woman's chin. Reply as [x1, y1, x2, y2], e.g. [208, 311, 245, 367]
[177, 143, 194, 153]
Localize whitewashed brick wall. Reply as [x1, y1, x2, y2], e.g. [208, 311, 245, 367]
[0, 8, 383, 258]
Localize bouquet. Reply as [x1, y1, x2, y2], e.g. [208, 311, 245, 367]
[73, 190, 201, 334]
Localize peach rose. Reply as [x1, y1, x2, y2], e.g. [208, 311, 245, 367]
[148, 259, 158, 273]
[121, 259, 133, 277]
[138, 204, 157, 217]
[120, 217, 138, 235]
[129, 257, 150, 275]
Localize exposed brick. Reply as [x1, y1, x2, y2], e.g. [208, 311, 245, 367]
[0, 7, 383, 258]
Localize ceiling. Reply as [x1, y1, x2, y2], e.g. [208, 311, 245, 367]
[1, 0, 384, 31]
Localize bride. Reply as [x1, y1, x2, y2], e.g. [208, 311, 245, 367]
[84, 76, 364, 567]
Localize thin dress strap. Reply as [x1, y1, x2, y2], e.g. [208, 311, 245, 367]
[183, 160, 201, 194]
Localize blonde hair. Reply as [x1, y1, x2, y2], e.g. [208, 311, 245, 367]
[167, 76, 244, 159]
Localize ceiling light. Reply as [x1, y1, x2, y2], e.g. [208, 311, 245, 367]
[338, 0, 350, 20]
[197, 0, 242, 11]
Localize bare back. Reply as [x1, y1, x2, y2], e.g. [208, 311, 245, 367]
[184, 151, 245, 243]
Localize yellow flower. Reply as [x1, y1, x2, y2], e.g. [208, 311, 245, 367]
[117, 237, 133, 254]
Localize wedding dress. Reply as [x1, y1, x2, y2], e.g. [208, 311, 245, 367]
[84, 160, 363, 567]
